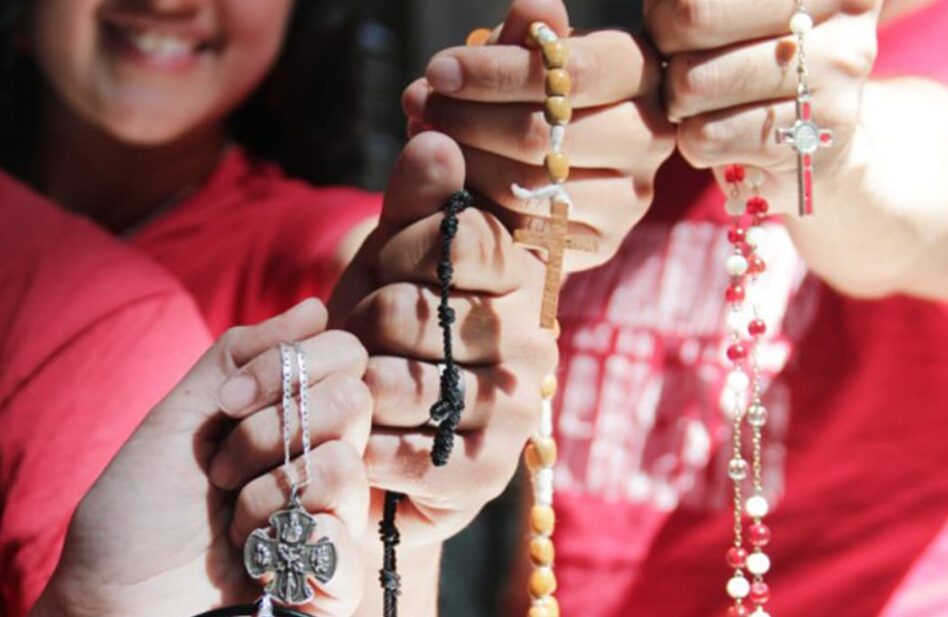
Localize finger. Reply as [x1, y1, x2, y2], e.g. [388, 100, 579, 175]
[232, 440, 370, 543]
[423, 30, 660, 107]
[378, 131, 465, 230]
[217, 330, 368, 418]
[157, 298, 328, 426]
[345, 282, 556, 366]
[645, 0, 844, 54]
[461, 144, 652, 227]
[366, 356, 551, 431]
[677, 89, 858, 180]
[209, 373, 373, 490]
[374, 206, 544, 294]
[365, 422, 534, 523]
[408, 90, 665, 170]
[497, 0, 570, 45]
[665, 17, 875, 119]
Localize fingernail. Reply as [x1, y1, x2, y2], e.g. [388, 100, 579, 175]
[426, 57, 463, 93]
[217, 373, 257, 416]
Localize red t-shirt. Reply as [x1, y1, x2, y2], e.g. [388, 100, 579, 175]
[0, 150, 380, 617]
[551, 3, 948, 616]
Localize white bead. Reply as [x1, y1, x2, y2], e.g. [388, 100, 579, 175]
[727, 255, 749, 276]
[726, 310, 746, 334]
[725, 196, 745, 216]
[746, 551, 772, 575]
[726, 370, 750, 391]
[744, 167, 765, 189]
[728, 458, 749, 481]
[535, 468, 554, 506]
[752, 609, 772, 617]
[790, 10, 814, 34]
[745, 226, 765, 248]
[746, 495, 770, 518]
[727, 575, 750, 599]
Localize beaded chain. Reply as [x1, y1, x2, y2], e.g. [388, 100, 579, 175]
[515, 22, 584, 617]
[377, 190, 471, 617]
[721, 163, 774, 617]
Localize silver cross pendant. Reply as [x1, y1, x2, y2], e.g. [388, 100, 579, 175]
[244, 495, 337, 605]
[776, 89, 834, 216]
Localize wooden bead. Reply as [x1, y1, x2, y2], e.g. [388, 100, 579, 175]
[544, 96, 572, 125]
[544, 152, 570, 183]
[541, 40, 569, 69]
[530, 536, 556, 566]
[531, 436, 558, 467]
[540, 374, 558, 398]
[545, 69, 572, 97]
[529, 567, 558, 598]
[530, 505, 556, 535]
[466, 28, 492, 47]
[542, 596, 561, 617]
[528, 607, 551, 617]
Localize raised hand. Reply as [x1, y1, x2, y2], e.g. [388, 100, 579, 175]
[403, 0, 675, 271]
[31, 300, 372, 617]
[645, 0, 882, 212]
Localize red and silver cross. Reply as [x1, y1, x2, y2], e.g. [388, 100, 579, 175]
[776, 90, 834, 216]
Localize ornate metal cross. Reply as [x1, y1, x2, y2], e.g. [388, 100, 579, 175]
[776, 89, 834, 216]
[514, 197, 597, 329]
[244, 501, 337, 605]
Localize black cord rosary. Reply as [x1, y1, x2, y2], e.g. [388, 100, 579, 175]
[378, 189, 472, 616]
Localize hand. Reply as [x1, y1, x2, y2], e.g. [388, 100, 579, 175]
[646, 0, 882, 212]
[32, 300, 372, 617]
[330, 131, 556, 550]
[403, 0, 675, 271]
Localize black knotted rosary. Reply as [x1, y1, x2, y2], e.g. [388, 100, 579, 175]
[378, 189, 472, 616]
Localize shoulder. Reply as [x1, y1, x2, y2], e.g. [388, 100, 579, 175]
[0, 170, 210, 403]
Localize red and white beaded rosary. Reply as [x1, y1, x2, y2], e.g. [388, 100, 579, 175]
[720, 3, 832, 616]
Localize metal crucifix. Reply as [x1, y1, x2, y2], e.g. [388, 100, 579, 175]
[244, 500, 337, 605]
[514, 197, 597, 329]
[776, 88, 834, 216]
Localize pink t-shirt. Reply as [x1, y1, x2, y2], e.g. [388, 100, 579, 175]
[551, 3, 948, 616]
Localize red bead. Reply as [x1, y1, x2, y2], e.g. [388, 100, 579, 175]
[748, 319, 767, 338]
[727, 604, 750, 617]
[750, 581, 771, 605]
[726, 546, 748, 569]
[727, 226, 746, 245]
[748, 522, 771, 546]
[746, 196, 769, 215]
[725, 164, 746, 184]
[727, 343, 748, 361]
[749, 255, 766, 273]
[726, 283, 746, 303]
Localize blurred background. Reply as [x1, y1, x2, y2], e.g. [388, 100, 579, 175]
[351, 1, 643, 613]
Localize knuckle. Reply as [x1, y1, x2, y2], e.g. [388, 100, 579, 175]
[319, 440, 366, 484]
[830, 32, 877, 79]
[656, 0, 716, 51]
[324, 373, 373, 418]
[368, 284, 420, 341]
[322, 329, 369, 367]
[666, 54, 715, 119]
[677, 116, 724, 169]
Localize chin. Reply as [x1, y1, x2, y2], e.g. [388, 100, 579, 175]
[96, 104, 209, 147]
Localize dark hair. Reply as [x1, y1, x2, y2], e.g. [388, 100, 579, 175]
[0, 0, 364, 186]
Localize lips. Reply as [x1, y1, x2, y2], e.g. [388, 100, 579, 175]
[99, 7, 219, 68]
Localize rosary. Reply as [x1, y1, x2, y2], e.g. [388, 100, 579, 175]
[721, 3, 831, 616]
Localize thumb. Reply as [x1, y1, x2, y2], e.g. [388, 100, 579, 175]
[497, 0, 570, 44]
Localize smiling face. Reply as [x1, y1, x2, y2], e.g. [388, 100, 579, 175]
[28, 0, 294, 144]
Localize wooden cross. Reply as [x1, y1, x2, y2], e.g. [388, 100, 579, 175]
[776, 90, 834, 216]
[244, 503, 337, 604]
[515, 198, 597, 329]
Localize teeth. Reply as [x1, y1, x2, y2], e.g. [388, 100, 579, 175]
[125, 31, 194, 59]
